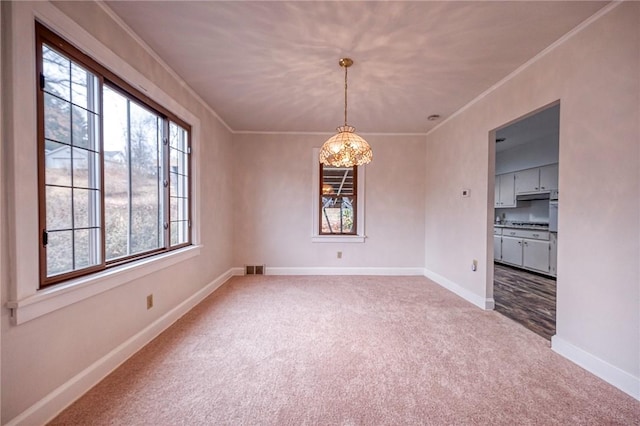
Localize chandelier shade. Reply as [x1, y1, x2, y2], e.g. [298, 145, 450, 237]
[319, 126, 373, 167]
[319, 58, 372, 168]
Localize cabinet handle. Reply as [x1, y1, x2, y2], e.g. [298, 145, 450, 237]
[518, 241, 522, 245]
[524, 241, 528, 246]
[532, 233, 539, 237]
[510, 232, 515, 236]
[535, 187, 539, 190]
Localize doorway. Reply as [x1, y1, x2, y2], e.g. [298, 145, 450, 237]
[492, 103, 559, 340]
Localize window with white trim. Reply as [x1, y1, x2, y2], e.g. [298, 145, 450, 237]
[37, 23, 191, 288]
[311, 148, 366, 242]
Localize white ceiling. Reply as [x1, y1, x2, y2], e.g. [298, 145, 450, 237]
[104, 1, 607, 134]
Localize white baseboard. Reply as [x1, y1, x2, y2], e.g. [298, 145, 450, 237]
[230, 266, 245, 276]
[265, 267, 495, 310]
[265, 266, 425, 276]
[423, 268, 495, 310]
[7, 267, 241, 426]
[552, 335, 640, 401]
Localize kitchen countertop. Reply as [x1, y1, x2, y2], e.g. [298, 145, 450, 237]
[495, 223, 549, 231]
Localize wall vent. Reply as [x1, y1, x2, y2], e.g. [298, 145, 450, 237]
[245, 265, 265, 275]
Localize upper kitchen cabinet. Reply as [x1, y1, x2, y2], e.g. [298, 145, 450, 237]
[539, 163, 558, 191]
[515, 163, 558, 194]
[514, 168, 539, 193]
[495, 172, 516, 207]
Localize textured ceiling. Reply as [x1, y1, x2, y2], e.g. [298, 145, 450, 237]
[105, 1, 607, 134]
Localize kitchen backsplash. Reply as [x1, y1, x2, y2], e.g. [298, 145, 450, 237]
[495, 199, 550, 224]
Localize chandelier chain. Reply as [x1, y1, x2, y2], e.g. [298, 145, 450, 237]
[344, 63, 348, 126]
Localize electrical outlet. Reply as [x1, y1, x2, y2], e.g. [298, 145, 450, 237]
[337, 251, 342, 259]
[471, 260, 478, 271]
[146, 294, 153, 310]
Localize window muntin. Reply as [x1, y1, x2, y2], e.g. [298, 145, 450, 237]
[319, 164, 357, 235]
[37, 24, 191, 288]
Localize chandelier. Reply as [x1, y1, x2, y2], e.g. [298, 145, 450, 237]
[319, 58, 373, 168]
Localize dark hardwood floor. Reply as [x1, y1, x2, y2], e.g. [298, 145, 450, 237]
[493, 263, 556, 340]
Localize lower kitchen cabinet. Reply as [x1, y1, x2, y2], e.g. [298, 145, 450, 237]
[501, 236, 523, 265]
[522, 239, 550, 273]
[549, 233, 557, 275]
[496, 227, 555, 277]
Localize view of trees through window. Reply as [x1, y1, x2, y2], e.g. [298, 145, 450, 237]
[42, 44, 102, 276]
[320, 165, 356, 234]
[103, 86, 163, 260]
[38, 25, 191, 287]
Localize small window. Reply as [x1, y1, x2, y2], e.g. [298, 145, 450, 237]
[37, 23, 191, 287]
[319, 164, 357, 235]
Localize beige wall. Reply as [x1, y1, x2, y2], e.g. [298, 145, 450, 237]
[232, 133, 426, 270]
[1, 2, 234, 422]
[2, 1, 638, 422]
[425, 2, 639, 388]
[0, 2, 5, 423]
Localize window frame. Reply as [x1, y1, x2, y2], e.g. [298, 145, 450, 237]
[36, 23, 193, 288]
[311, 148, 366, 243]
[318, 163, 358, 235]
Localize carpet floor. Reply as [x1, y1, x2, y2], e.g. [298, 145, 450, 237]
[50, 275, 639, 425]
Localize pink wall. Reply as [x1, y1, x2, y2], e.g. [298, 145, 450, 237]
[425, 2, 639, 390]
[232, 133, 426, 270]
[1, 2, 235, 422]
[2, 2, 637, 422]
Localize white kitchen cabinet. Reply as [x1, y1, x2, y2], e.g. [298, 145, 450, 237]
[501, 236, 523, 265]
[505, 228, 549, 240]
[495, 173, 516, 207]
[522, 239, 550, 273]
[495, 227, 554, 277]
[515, 168, 540, 193]
[539, 163, 558, 191]
[493, 235, 502, 260]
[515, 163, 558, 194]
[549, 233, 557, 276]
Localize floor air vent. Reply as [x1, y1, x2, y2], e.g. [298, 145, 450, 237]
[245, 265, 265, 275]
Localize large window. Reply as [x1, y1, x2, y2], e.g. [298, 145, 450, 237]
[319, 164, 357, 235]
[37, 23, 191, 288]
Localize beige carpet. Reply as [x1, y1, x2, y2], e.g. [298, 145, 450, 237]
[50, 275, 639, 425]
